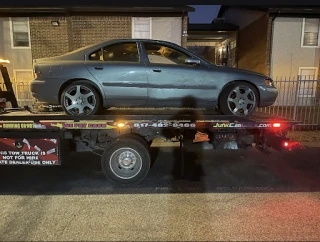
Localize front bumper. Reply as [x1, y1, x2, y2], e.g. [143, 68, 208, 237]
[257, 85, 278, 107]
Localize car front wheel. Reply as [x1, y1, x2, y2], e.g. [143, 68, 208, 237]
[219, 82, 258, 116]
[61, 81, 101, 116]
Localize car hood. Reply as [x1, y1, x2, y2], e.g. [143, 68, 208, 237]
[210, 64, 270, 79]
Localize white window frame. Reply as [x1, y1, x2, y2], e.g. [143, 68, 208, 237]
[9, 17, 31, 49]
[298, 67, 318, 97]
[301, 18, 320, 48]
[132, 17, 152, 39]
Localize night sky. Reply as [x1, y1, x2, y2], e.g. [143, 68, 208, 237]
[188, 5, 221, 23]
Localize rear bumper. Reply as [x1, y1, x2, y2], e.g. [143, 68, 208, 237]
[30, 79, 61, 105]
[257, 85, 278, 108]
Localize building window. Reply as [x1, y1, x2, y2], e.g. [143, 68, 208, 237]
[298, 67, 318, 97]
[301, 18, 320, 47]
[10, 17, 31, 48]
[132, 17, 152, 39]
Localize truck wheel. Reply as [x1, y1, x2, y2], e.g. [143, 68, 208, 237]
[101, 137, 151, 185]
[219, 82, 258, 116]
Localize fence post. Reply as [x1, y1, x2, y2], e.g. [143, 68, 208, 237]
[292, 76, 301, 130]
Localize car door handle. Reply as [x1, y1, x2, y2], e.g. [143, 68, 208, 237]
[94, 66, 103, 70]
[153, 68, 162, 73]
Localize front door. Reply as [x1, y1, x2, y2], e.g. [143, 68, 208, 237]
[85, 41, 148, 107]
[142, 42, 220, 108]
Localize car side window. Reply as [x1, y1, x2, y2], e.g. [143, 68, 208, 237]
[144, 43, 191, 65]
[88, 42, 139, 63]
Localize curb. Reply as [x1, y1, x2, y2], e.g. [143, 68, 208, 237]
[300, 142, 320, 148]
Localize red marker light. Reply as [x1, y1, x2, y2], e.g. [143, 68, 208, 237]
[284, 142, 289, 147]
[273, 123, 281, 128]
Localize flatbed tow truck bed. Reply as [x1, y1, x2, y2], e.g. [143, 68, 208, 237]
[0, 108, 303, 185]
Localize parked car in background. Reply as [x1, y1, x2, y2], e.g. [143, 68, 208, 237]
[31, 39, 278, 116]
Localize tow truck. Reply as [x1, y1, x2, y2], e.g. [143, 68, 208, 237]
[0, 61, 303, 185]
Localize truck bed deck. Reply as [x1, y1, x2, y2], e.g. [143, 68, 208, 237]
[0, 108, 298, 131]
[0, 108, 289, 121]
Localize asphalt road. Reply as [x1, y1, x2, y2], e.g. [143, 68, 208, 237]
[0, 145, 320, 241]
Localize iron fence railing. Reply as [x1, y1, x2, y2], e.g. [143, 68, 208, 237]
[257, 76, 320, 130]
[0, 81, 35, 107]
[1, 76, 320, 130]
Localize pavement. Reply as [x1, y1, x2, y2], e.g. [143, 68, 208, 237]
[0, 146, 320, 241]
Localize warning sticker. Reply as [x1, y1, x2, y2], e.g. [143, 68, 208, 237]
[0, 138, 59, 166]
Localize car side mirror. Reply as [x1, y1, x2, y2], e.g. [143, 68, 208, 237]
[185, 58, 201, 65]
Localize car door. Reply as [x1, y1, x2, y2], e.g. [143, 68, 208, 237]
[141, 42, 220, 107]
[85, 41, 148, 107]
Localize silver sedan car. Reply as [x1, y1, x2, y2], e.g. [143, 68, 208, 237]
[31, 39, 278, 116]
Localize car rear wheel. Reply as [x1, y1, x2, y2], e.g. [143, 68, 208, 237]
[61, 81, 101, 116]
[219, 82, 258, 116]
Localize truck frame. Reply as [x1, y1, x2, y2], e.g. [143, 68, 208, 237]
[0, 108, 303, 185]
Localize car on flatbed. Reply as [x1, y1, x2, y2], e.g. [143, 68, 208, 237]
[30, 38, 278, 116]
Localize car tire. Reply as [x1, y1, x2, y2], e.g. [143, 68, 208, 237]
[61, 81, 102, 116]
[219, 82, 259, 116]
[101, 137, 151, 185]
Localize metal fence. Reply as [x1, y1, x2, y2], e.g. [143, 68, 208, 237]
[1, 76, 320, 130]
[0, 81, 35, 107]
[257, 76, 320, 130]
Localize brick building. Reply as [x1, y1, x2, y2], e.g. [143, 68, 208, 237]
[0, 6, 193, 94]
[217, 6, 320, 78]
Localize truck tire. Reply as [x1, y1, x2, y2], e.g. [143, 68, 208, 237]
[101, 137, 151, 185]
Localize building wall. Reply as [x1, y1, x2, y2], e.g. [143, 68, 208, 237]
[29, 16, 132, 60]
[71, 16, 131, 50]
[237, 14, 269, 75]
[223, 7, 265, 30]
[29, 17, 72, 60]
[0, 17, 33, 81]
[222, 8, 269, 75]
[270, 17, 320, 79]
